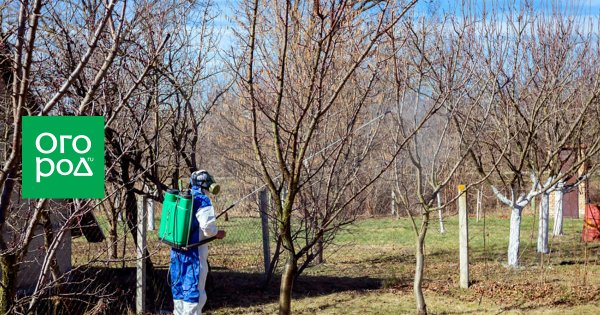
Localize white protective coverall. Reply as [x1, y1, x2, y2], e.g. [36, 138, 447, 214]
[170, 185, 218, 314]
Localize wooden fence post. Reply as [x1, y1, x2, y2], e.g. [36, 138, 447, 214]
[136, 195, 147, 314]
[458, 185, 469, 289]
[259, 189, 270, 277]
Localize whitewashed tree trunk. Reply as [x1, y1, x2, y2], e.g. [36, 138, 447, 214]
[437, 193, 445, 234]
[493, 175, 550, 267]
[553, 182, 565, 236]
[507, 206, 523, 267]
[537, 192, 550, 253]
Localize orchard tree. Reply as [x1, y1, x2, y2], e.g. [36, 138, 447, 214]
[237, 0, 419, 313]
[0, 0, 225, 312]
[463, 1, 600, 267]
[388, 10, 493, 314]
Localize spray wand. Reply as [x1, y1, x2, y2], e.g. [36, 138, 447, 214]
[214, 110, 391, 220]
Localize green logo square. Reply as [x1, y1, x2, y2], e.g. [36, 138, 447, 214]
[22, 116, 105, 198]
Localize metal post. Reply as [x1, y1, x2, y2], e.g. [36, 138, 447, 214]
[458, 185, 469, 288]
[437, 192, 445, 234]
[116, 196, 123, 222]
[259, 189, 270, 277]
[391, 190, 397, 218]
[136, 195, 147, 314]
[147, 197, 155, 231]
[476, 188, 482, 222]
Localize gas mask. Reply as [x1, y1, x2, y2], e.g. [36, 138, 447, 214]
[190, 170, 220, 195]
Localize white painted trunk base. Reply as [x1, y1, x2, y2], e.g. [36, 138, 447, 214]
[553, 188, 564, 236]
[537, 193, 549, 253]
[507, 207, 522, 267]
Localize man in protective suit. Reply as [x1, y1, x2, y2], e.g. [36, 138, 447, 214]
[170, 170, 226, 314]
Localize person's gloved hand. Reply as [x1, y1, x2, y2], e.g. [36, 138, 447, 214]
[216, 230, 226, 239]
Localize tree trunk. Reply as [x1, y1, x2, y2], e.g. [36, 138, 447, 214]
[553, 185, 564, 236]
[507, 206, 522, 267]
[316, 236, 324, 264]
[0, 254, 17, 314]
[414, 229, 427, 315]
[0, 170, 16, 223]
[278, 253, 297, 315]
[537, 192, 549, 253]
[313, 210, 323, 264]
[41, 213, 62, 284]
[108, 207, 118, 259]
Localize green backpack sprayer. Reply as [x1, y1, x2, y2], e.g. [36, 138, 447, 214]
[158, 188, 195, 248]
[158, 173, 221, 250]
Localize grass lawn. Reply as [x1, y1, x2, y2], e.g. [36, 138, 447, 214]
[208, 214, 600, 314]
[72, 211, 600, 314]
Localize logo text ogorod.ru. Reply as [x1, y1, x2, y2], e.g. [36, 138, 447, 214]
[22, 116, 105, 199]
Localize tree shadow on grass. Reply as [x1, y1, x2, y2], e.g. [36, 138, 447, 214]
[43, 265, 384, 314]
[203, 267, 383, 311]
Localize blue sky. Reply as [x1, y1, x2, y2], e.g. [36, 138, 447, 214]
[414, 0, 600, 14]
[210, 0, 600, 51]
[212, 0, 600, 20]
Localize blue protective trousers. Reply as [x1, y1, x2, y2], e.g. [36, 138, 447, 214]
[170, 244, 209, 314]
